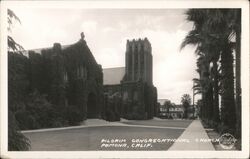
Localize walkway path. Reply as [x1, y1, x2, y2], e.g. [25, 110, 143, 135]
[169, 119, 215, 150]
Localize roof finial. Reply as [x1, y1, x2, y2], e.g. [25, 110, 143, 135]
[81, 32, 85, 40]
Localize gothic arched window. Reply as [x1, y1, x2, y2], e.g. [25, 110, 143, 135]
[77, 65, 87, 80]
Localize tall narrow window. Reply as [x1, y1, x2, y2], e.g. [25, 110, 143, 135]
[77, 65, 88, 80]
[64, 72, 68, 82]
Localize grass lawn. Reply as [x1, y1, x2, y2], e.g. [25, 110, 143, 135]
[23, 120, 192, 151]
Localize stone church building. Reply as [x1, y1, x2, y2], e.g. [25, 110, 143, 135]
[27, 33, 103, 120]
[26, 34, 157, 121]
[103, 38, 158, 120]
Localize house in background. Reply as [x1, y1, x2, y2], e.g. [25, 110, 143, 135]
[168, 105, 184, 119]
[158, 104, 168, 118]
[157, 99, 184, 119]
[157, 104, 184, 119]
[157, 99, 197, 119]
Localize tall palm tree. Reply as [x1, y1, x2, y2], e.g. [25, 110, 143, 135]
[207, 10, 237, 132]
[199, 34, 221, 124]
[181, 10, 217, 123]
[231, 9, 241, 139]
[181, 9, 239, 133]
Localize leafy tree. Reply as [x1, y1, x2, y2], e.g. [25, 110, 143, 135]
[8, 111, 30, 151]
[181, 94, 191, 119]
[7, 9, 24, 52]
[162, 100, 175, 119]
[163, 100, 173, 114]
[7, 9, 31, 151]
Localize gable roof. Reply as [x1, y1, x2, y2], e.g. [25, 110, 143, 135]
[158, 99, 167, 105]
[103, 67, 125, 85]
[22, 44, 71, 57]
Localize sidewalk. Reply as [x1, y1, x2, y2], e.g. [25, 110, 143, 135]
[169, 119, 215, 150]
[22, 119, 126, 133]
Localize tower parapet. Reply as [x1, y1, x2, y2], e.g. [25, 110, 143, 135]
[126, 38, 152, 54]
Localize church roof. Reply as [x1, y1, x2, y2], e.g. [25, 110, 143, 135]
[158, 99, 167, 105]
[103, 67, 125, 85]
[22, 44, 72, 57]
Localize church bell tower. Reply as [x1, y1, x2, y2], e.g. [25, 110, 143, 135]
[124, 38, 153, 85]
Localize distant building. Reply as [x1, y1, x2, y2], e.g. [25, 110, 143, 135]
[157, 99, 197, 119]
[158, 104, 184, 119]
[103, 38, 158, 120]
[168, 105, 184, 119]
[158, 104, 168, 118]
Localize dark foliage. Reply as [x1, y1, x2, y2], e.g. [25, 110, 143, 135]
[181, 9, 241, 140]
[64, 105, 83, 125]
[8, 111, 30, 151]
[7, 9, 31, 151]
[181, 94, 191, 119]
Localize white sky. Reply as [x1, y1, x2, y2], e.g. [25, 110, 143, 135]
[9, 8, 200, 104]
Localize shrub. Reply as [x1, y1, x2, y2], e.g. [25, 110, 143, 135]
[8, 111, 30, 151]
[114, 111, 121, 121]
[15, 91, 66, 130]
[51, 117, 65, 127]
[15, 110, 38, 130]
[25, 91, 62, 129]
[64, 105, 83, 125]
[188, 116, 197, 120]
[106, 110, 114, 121]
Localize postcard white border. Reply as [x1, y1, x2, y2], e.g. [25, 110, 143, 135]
[1, 0, 249, 158]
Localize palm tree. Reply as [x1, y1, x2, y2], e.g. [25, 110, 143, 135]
[230, 9, 241, 139]
[181, 10, 217, 123]
[181, 9, 239, 133]
[211, 57, 220, 124]
[192, 77, 205, 119]
[199, 55, 214, 123]
[207, 10, 237, 132]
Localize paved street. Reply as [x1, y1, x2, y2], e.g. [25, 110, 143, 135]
[23, 119, 192, 151]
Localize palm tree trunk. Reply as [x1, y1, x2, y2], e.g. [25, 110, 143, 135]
[235, 10, 241, 140]
[212, 60, 220, 124]
[220, 42, 236, 132]
[201, 94, 206, 120]
[207, 83, 214, 123]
